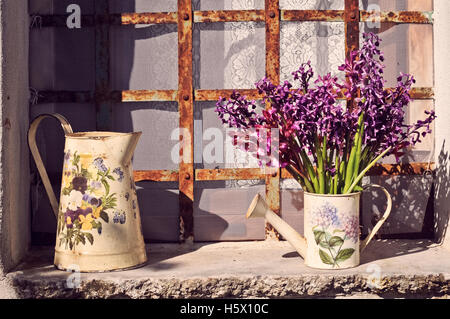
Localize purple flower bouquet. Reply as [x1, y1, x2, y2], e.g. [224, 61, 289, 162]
[216, 33, 436, 194]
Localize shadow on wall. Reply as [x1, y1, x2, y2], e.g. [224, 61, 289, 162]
[434, 141, 449, 245]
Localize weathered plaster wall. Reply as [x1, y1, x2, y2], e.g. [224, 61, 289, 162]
[0, 0, 30, 280]
[434, 1, 450, 250]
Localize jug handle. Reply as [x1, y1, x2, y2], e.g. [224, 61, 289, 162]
[360, 184, 392, 253]
[28, 114, 73, 218]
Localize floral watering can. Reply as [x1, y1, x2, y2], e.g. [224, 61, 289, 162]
[28, 114, 147, 272]
[246, 185, 392, 269]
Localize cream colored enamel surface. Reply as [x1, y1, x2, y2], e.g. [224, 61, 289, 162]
[246, 186, 391, 270]
[29, 114, 147, 272]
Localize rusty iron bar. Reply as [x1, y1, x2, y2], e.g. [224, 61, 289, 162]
[113, 12, 178, 25]
[195, 89, 264, 101]
[30, 87, 434, 104]
[407, 87, 434, 99]
[32, 10, 433, 28]
[134, 170, 179, 182]
[133, 162, 437, 183]
[345, 0, 359, 111]
[196, 168, 266, 181]
[120, 90, 178, 102]
[360, 10, 433, 24]
[264, 0, 281, 240]
[365, 162, 435, 176]
[281, 10, 345, 22]
[345, 0, 360, 64]
[94, 0, 112, 131]
[194, 10, 265, 23]
[31, 13, 177, 27]
[177, 0, 194, 243]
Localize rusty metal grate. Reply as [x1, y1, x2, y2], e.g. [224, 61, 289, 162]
[30, 0, 435, 242]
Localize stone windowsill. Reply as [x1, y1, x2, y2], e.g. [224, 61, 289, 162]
[7, 240, 450, 299]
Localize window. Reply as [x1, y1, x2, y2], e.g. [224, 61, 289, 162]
[29, 0, 434, 244]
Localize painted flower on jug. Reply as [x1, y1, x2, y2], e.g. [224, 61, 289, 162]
[113, 211, 126, 224]
[337, 212, 359, 243]
[310, 202, 339, 229]
[58, 150, 124, 250]
[113, 167, 124, 182]
[311, 202, 358, 268]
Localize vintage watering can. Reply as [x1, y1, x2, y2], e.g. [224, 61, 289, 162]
[28, 113, 147, 272]
[246, 185, 392, 269]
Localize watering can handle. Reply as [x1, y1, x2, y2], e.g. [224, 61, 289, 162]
[360, 184, 392, 253]
[28, 114, 73, 218]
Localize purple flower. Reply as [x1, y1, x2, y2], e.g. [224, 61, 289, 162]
[72, 176, 87, 194]
[310, 202, 339, 229]
[64, 150, 71, 164]
[338, 214, 359, 243]
[215, 32, 436, 194]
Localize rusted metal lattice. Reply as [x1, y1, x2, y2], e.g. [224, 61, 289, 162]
[31, 0, 435, 242]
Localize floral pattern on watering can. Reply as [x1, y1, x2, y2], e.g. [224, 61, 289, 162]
[28, 113, 147, 272]
[58, 150, 134, 249]
[309, 202, 359, 268]
[303, 191, 363, 269]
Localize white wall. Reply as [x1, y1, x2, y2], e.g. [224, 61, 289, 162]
[434, 1, 450, 250]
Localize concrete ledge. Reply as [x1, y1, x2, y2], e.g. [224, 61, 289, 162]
[6, 240, 450, 299]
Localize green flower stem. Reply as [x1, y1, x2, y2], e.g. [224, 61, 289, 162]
[344, 113, 364, 193]
[339, 160, 345, 194]
[322, 136, 328, 193]
[300, 150, 319, 193]
[333, 152, 340, 194]
[286, 164, 315, 193]
[352, 117, 365, 186]
[345, 146, 392, 194]
[322, 227, 337, 264]
[315, 136, 326, 194]
[333, 234, 347, 268]
[292, 132, 319, 193]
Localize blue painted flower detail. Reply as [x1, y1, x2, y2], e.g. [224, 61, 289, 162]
[113, 211, 126, 224]
[310, 202, 357, 267]
[119, 213, 126, 225]
[64, 150, 71, 164]
[124, 192, 130, 201]
[310, 202, 339, 229]
[93, 157, 107, 173]
[113, 167, 124, 182]
[113, 211, 120, 224]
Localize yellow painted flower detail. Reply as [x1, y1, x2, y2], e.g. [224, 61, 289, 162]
[66, 216, 72, 226]
[79, 214, 94, 231]
[80, 153, 93, 170]
[92, 206, 103, 219]
[87, 164, 97, 178]
[62, 171, 72, 188]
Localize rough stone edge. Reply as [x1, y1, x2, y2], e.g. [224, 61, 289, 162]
[10, 274, 450, 299]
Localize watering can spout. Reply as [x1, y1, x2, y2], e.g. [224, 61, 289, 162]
[246, 194, 307, 259]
